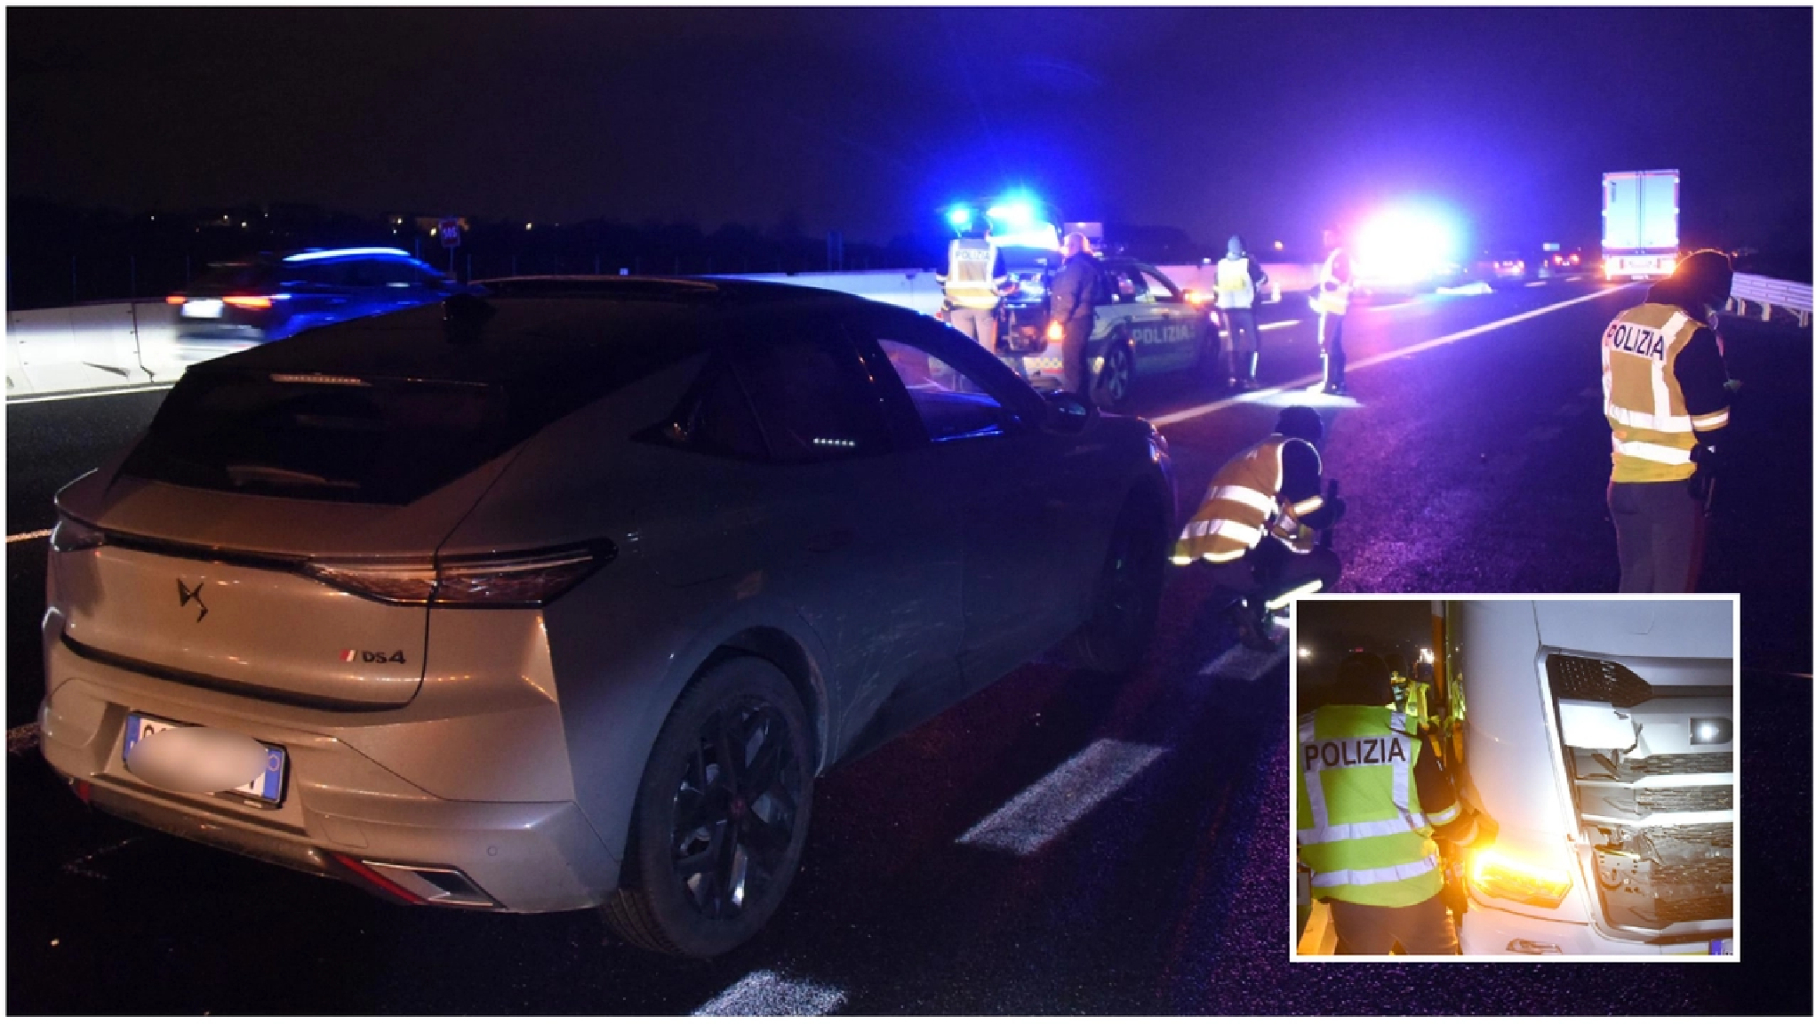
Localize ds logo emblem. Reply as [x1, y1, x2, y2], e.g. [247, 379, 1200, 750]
[340, 649, 407, 664]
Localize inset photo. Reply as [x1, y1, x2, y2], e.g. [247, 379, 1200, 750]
[1290, 597, 1738, 960]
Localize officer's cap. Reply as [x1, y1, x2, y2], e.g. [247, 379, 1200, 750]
[1672, 249, 1734, 310]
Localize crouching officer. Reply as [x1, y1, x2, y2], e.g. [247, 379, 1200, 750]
[1171, 406, 1344, 648]
[1602, 248, 1736, 592]
[1297, 651, 1492, 955]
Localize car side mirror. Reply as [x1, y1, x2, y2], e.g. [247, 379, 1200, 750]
[1040, 388, 1094, 432]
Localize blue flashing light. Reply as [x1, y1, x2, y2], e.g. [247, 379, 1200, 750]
[283, 247, 413, 263]
[987, 201, 1037, 229]
[946, 206, 975, 229]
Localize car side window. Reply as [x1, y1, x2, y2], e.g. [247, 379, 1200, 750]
[873, 336, 1017, 443]
[731, 330, 892, 462]
[1111, 268, 1145, 303]
[648, 355, 770, 460]
[1138, 268, 1181, 303]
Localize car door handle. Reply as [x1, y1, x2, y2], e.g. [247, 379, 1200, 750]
[804, 528, 856, 553]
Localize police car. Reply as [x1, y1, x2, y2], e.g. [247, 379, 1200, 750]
[1000, 257, 1219, 410]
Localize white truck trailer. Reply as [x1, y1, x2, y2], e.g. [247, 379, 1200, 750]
[1602, 169, 1681, 281]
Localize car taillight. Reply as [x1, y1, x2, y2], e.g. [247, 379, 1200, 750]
[224, 295, 275, 309]
[165, 295, 186, 305]
[305, 543, 614, 608]
[50, 516, 106, 553]
[1468, 847, 1573, 908]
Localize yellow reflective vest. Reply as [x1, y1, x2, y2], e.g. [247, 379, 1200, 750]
[1602, 302, 1730, 483]
[1297, 705, 1451, 908]
[1171, 436, 1323, 565]
[1216, 256, 1256, 309]
[938, 237, 1010, 311]
[1313, 249, 1352, 316]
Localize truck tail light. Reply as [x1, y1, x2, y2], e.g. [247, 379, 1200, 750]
[1468, 847, 1573, 908]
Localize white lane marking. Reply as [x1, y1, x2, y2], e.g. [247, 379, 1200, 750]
[1197, 643, 1290, 680]
[1260, 320, 1301, 331]
[8, 722, 41, 754]
[693, 971, 847, 1016]
[8, 382, 177, 405]
[958, 738, 1167, 856]
[62, 838, 143, 880]
[9, 529, 52, 544]
[1526, 280, 1549, 287]
[1151, 285, 1630, 428]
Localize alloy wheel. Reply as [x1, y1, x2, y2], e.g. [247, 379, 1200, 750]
[670, 697, 805, 920]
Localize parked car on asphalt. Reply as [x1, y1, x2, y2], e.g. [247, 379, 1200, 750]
[999, 257, 1220, 410]
[40, 276, 1176, 957]
[167, 247, 453, 361]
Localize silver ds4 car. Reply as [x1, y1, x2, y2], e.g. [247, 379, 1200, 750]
[40, 277, 1175, 956]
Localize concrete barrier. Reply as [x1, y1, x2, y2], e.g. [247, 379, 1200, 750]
[5, 301, 186, 398]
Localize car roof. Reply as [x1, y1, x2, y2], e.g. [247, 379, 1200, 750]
[202, 276, 903, 384]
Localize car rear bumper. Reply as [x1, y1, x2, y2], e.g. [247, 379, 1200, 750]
[38, 644, 622, 913]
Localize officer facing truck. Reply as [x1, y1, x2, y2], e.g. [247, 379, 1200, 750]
[1297, 651, 1492, 956]
[1601, 248, 1735, 592]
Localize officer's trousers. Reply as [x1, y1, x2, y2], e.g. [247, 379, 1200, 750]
[1059, 316, 1094, 402]
[1329, 893, 1460, 955]
[1609, 478, 1707, 592]
[948, 306, 1000, 353]
[1197, 540, 1341, 606]
[1317, 311, 1346, 387]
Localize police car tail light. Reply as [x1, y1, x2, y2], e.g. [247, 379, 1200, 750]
[306, 543, 614, 608]
[223, 295, 275, 310]
[1468, 847, 1573, 908]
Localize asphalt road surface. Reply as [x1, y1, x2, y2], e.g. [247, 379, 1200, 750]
[6, 278, 1812, 1013]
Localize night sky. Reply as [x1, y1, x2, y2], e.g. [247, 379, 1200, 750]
[8, 7, 1813, 252]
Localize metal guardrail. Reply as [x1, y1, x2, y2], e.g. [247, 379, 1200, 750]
[1727, 273, 1813, 327]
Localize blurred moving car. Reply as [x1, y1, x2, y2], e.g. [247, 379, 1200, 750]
[1000, 257, 1219, 410]
[167, 247, 453, 361]
[1470, 251, 1532, 284]
[40, 276, 1175, 957]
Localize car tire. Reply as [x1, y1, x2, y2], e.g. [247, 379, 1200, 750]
[602, 657, 815, 958]
[1094, 338, 1137, 411]
[1058, 489, 1167, 675]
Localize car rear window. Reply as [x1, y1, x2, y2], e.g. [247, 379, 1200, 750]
[120, 373, 513, 505]
[184, 263, 280, 294]
[122, 328, 702, 504]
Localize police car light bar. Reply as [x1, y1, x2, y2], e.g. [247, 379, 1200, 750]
[283, 247, 414, 263]
[947, 206, 975, 229]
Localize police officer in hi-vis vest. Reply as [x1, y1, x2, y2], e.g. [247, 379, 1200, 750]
[1602, 249, 1735, 592]
[1311, 245, 1354, 395]
[1216, 235, 1271, 390]
[1171, 406, 1344, 649]
[1298, 651, 1490, 955]
[936, 219, 1017, 371]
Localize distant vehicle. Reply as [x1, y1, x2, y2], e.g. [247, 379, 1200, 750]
[1540, 247, 1586, 275]
[1470, 251, 1532, 284]
[999, 256, 1220, 410]
[40, 276, 1175, 958]
[1601, 170, 1681, 281]
[1445, 600, 1734, 955]
[167, 247, 453, 360]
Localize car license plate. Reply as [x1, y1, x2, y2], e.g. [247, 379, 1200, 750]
[123, 713, 286, 803]
[181, 299, 224, 319]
